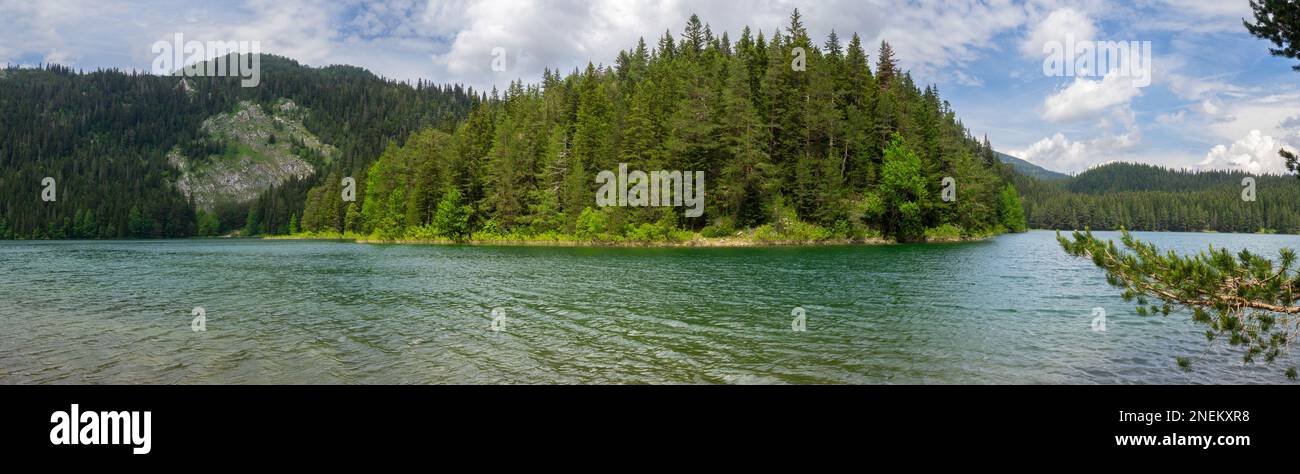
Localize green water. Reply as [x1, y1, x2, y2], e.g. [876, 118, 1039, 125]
[2, 230, 1298, 384]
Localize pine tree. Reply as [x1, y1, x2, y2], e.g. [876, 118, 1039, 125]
[682, 14, 706, 57]
[432, 187, 472, 241]
[876, 41, 898, 89]
[1244, 0, 1300, 70]
[719, 54, 774, 227]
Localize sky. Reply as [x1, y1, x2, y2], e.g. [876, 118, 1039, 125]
[1, 0, 1297, 175]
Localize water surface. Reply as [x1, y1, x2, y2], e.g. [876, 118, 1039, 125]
[2, 230, 1298, 384]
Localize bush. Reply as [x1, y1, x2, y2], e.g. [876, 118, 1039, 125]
[625, 216, 689, 243]
[700, 217, 737, 238]
[923, 224, 964, 241]
[575, 207, 609, 239]
[432, 188, 472, 241]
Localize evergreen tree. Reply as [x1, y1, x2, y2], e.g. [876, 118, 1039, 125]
[1245, 0, 1300, 70]
[876, 41, 898, 89]
[432, 187, 472, 241]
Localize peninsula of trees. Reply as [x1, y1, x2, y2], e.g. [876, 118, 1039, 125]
[297, 10, 1025, 244]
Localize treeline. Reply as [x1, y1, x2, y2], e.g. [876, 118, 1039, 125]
[297, 10, 1024, 242]
[0, 56, 478, 239]
[1016, 163, 1300, 233]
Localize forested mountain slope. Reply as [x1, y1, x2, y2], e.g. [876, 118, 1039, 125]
[1016, 162, 1300, 233]
[0, 55, 477, 239]
[996, 151, 1069, 181]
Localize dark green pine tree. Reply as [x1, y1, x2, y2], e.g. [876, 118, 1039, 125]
[876, 41, 898, 89]
[718, 53, 774, 228]
[1244, 1, 1300, 174]
[1245, 0, 1300, 71]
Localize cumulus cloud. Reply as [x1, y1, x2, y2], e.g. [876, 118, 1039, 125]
[1041, 71, 1142, 122]
[1199, 130, 1295, 175]
[0, 0, 121, 66]
[420, 0, 1033, 91]
[1015, 133, 1091, 172]
[863, 0, 1028, 85]
[1019, 7, 1096, 57]
[1012, 130, 1139, 173]
[1, 0, 1046, 92]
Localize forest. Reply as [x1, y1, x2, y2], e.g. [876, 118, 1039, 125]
[47, 10, 1300, 244]
[0, 56, 477, 239]
[1015, 163, 1300, 233]
[296, 10, 1024, 244]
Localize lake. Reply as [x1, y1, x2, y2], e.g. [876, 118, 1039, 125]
[2, 230, 1298, 384]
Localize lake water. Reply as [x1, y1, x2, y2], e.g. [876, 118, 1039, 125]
[2, 230, 1298, 384]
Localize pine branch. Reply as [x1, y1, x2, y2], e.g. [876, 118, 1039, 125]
[1059, 228, 1300, 379]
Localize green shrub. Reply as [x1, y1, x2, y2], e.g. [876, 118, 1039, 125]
[575, 207, 609, 239]
[924, 224, 964, 241]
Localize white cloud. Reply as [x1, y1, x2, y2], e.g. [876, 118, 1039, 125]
[422, 0, 1035, 92]
[1159, 0, 1251, 20]
[1166, 72, 1249, 101]
[1013, 130, 1139, 173]
[0, 0, 120, 65]
[1281, 115, 1300, 136]
[1142, 0, 1254, 33]
[864, 0, 1028, 85]
[1156, 110, 1186, 125]
[1020, 7, 1096, 57]
[1041, 71, 1142, 122]
[1199, 130, 1295, 175]
[1203, 92, 1300, 143]
[0, 0, 1048, 92]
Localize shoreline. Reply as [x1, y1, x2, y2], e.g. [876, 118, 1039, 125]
[263, 233, 997, 247]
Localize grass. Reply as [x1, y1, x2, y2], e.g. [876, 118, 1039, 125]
[267, 220, 1003, 247]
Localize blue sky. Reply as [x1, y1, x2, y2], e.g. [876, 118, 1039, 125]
[2, 0, 1297, 175]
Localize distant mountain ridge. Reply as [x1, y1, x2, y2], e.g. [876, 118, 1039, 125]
[1061, 162, 1260, 194]
[996, 151, 1070, 181]
[1012, 161, 1300, 234]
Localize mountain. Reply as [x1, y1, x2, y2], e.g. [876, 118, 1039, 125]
[1014, 162, 1300, 233]
[996, 151, 1069, 181]
[0, 55, 478, 239]
[1061, 162, 1252, 193]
